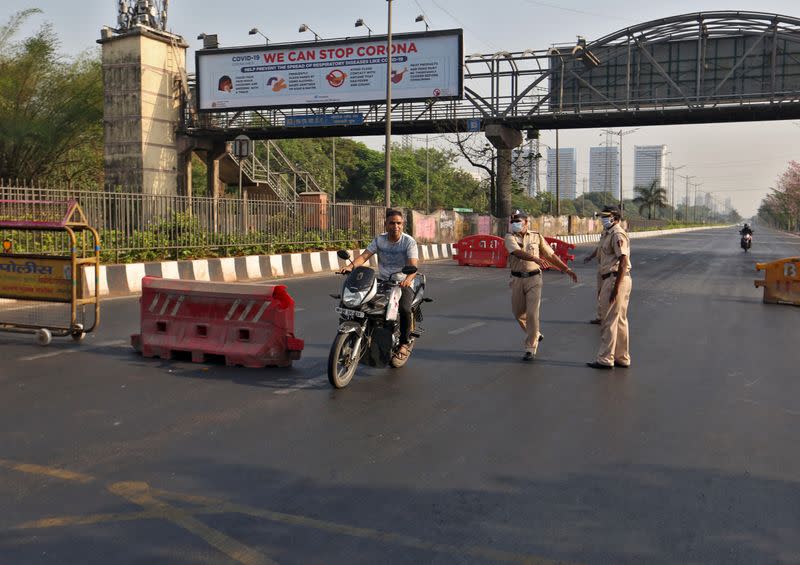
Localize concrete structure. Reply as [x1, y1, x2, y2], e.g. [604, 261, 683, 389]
[546, 148, 577, 200]
[98, 26, 188, 195]
[589, 146, 620, 194]
[633, 145, 667, 197]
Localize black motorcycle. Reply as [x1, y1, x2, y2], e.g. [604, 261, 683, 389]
[741, 232, 752, 252]
[327, 250, 431, 389]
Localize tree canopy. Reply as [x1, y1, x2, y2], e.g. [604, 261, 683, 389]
[758, 161, 800, 231]
[0, 10, 104, 187]
[632, 181, 669, 219]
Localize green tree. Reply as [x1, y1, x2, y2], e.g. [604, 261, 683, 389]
[0, 10, 104, 186]
[632, 180, 668, 219]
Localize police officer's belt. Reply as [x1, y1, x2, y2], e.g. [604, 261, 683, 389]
[601, 271, 619, 280]
[511, 271, 541, 278]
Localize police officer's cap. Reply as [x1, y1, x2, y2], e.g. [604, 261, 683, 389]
[598, 205, 621, 219]
[511, 209, 529, 220]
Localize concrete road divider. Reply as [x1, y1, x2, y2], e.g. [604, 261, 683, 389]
[79, 230, 723, 298]
[755, 257, 800, 305]
[131, 277, 304, 367]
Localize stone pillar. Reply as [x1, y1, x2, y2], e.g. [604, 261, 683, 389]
[298, 192, 329, 231]
[485, 124, 524, 219]
[99, 27, 188, 195]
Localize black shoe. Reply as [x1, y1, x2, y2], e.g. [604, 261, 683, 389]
[586, 361, 613, 370]
[538, 334, 544, 342]
[522, 352, 535, 362]
[589, 318, 601, 325]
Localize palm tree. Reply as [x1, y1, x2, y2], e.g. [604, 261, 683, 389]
[633, 180, 669, 219]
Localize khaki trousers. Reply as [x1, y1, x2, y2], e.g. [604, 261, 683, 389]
[596, 274, 632, 366]
[596, 271, 604, 319]
[511, 275, 543, 354]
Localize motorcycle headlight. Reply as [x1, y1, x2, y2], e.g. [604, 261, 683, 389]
[342, 288, 369, 307]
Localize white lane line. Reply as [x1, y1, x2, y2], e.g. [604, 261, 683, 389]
[448, 322, 486, 335]
[744, 377, 762, 387]
[573, 283, 585, 288]
[19, 350, 78, 362]
[18, 339, 128, 362]
[273, 374, 327, 395]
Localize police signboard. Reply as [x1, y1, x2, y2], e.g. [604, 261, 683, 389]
[197, 29, 463, 111]
[285, 113, 365, 127]
[0, 255, 73, 302]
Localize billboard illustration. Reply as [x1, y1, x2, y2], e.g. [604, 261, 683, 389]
[196, 29, 463, 111]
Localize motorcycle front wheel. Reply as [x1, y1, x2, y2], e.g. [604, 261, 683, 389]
[328, 332, 360, 389]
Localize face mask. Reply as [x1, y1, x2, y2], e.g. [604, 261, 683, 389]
[601, 217, 613, 229]
[510, 221, 524, 233]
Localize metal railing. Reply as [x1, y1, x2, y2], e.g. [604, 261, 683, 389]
[0, 183, 385, 263]
[229, 140, 327, 203]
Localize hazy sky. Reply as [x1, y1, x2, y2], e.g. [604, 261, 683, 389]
[6, 0, 800, 216]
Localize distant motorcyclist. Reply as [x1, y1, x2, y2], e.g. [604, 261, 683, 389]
[739, 223, 753, 252]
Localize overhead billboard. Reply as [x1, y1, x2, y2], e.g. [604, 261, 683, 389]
[196, 29, 463, 111]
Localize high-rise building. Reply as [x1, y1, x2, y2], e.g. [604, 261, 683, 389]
[512, 142, 541, 197]
[633, 145, 667, 197]
[546, 148, 577, 200]
[589, 146, 620, 195]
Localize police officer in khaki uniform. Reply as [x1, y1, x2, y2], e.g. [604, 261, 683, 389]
[587, 206, 632, 369]
[505, 210, 578, 361]
[583, 219, 611, 324]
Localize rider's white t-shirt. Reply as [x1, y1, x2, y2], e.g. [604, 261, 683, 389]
[367, 233, 419, 280]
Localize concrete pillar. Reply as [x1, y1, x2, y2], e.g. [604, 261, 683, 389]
[485, 124, 523, 218]
[99, 27, 188, 195]
[298, 192, 329, 231]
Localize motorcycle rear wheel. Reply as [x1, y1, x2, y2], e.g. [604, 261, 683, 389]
[328, 332, 360, 389]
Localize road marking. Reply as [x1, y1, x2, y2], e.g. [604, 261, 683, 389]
[109, 482, 276, 565]
[5, 459, 583, 565]
[744, 377, 762, 387]
[17, 339, 128, 362]
[0, 458, 94, 484]
[448, 322, 486, 335]
[273, 374, 327, 395]
[573, 283, 585, 288]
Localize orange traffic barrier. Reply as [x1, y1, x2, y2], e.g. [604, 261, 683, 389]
[754, 257, 800, 305]
[540, 237, 576, 271]
[131, 277, 304, 367]
[453, 235, 508, 268]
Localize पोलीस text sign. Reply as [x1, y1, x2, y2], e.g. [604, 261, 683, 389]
[197, 29, 463, 111]
[0, 255, 73, 302]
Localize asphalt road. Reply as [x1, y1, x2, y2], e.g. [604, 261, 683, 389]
[1, 227, 799, 565]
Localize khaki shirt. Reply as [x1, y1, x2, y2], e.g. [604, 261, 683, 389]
[595, 229, 610, 273]
[598, 223, 631, 275]
[504, 230, 556, 273]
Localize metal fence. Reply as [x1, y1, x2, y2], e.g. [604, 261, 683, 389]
[0, 183, 386, 263]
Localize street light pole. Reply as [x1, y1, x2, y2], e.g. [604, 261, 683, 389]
[384, 0, 393, 208]
[679, 174, 694, 222]
[425, 135, 430, 213]
[332, 137, 336, 205]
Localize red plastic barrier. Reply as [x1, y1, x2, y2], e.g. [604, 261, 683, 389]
[131, 277, 304, 368]
[540, 237, 576, 270]
[453, 235, 508, 268]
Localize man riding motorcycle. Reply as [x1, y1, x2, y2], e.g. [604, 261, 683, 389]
[341, 209, 419, 363]
[740, 223, 753, 237]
